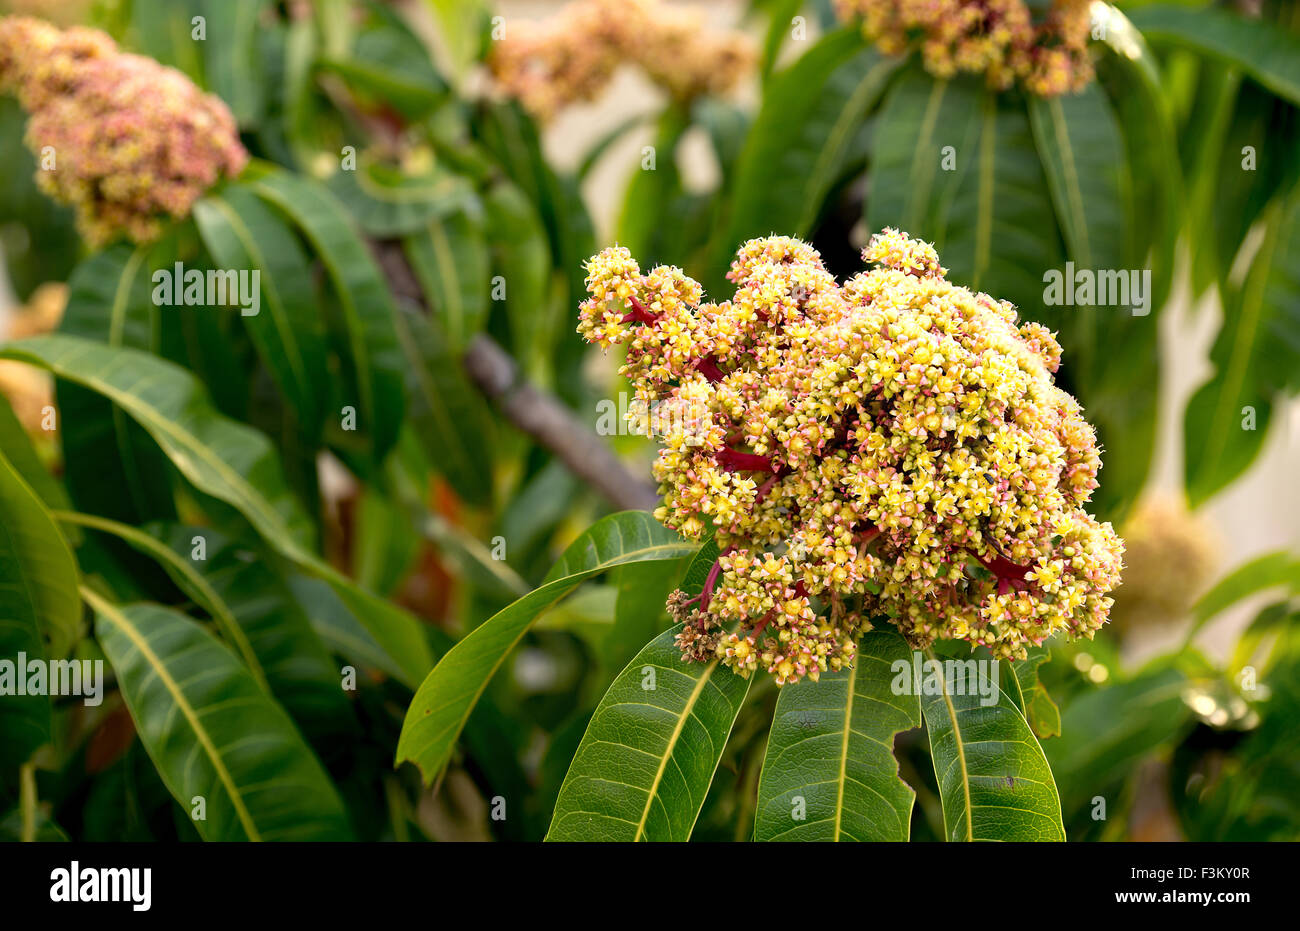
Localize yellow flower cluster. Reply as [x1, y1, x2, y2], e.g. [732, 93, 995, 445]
[835, 0, 1094, 96]
[1110, 498, 1216, 633]
[0, 16, 247, 245]
[578, 229, 1123, 684]
[488, 0, 753, 121]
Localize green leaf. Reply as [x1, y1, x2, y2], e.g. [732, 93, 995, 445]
[1028, 79, 1155, 521]
[868, 71, 1061, 320]
[391, 306, 494, 508]
[867, 68, 982, 254]
[52, 510, 268, 692]
[920, 647, 1066, 841]
[396, 512, 695, 785]
[0, 395, 69, 511]
[1029, 84, 1129, 283]
[1094, 3, 1182, 307]
[161, 527, 357, 745]
[315, 0, 448, 119]
[0, 448, 80, 766]
[193, 186, 330, 439]
[617, 106, 688, 265]
[247, 170, 407, 465]
[325, 156, 475, 237]
[201, 0, 267, 127]
[1129, 4, 1300, 107]
[545, 623, 751, 841]
[1184, 186, 1300, 504]
[401, 206, 491, 349]
[56, 244, 176, 524]
[0, 334, 433, 688]
[482, 179, 553, 383]
[1046, 666, 1191, 820]
[714, 30, 899, 288]
[87, 592, 353, 840]
[754, 629, 920, 841]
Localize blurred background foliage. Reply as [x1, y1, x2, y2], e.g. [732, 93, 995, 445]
[0, 0, 1295, 841]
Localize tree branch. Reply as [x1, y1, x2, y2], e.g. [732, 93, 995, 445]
[371, 239, 658, 512]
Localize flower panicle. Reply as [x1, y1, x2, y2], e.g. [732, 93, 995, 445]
[577, 228, 1124, 684]
[835, 0, 1095, 96]
[0, 15, 247, 246]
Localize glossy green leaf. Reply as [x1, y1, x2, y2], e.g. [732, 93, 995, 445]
[1094, 3, 1181, 309]
[920, 648, 1065, 841]
[754, 629, 920, 841]
[396, 511, 694, 785]
[248, 170, 407, 465]
[715, 30, 898, 289]
[56, 244, 176, 524]
[1184, 187, 1300, 504]
[1129, 4, 1300, 107]
[53, 510, 267, 691]
[0, 335, 433, 687]
[193, 186, 331, 439]
[87, 592, 353, 840]
[160, 527, 357, 745]
[545, 623, 751, 841]
[1029, 79, 1155, 522]
[868, 71, 1061, 320]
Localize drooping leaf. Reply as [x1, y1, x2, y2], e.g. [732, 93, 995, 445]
[396, 512, 695, 785]
[0, 449, 81, 766]
[56, 244, 176, 524]
[754, 629, 920, 841]
[714, 29, 899, 290]
[1129, 4, 1300, 107]
[247, 170, 407, 466]
[0, 335, 433, 687]
[868, 71, 1062, 322]
[1094, 3, 1181, 310]
[0, 395, 69, 511]
[1184, 186, 1300, 504]
[87, 593, 353, 840]
[53, 510, 268, 691]
[1187, 550, 1300, 640]
[920, 647, 1066, 841]
[1029, 78, 1155, 521]
[545, 624, 751, 841]
[193, 186, 331, 440]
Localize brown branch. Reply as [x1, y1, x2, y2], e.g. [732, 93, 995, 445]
[371, 239, 659, 512]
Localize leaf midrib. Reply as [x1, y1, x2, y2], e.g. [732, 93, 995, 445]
[85, 588, 262, 841]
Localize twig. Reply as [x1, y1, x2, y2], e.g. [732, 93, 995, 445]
[371, 240, 659, 512]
